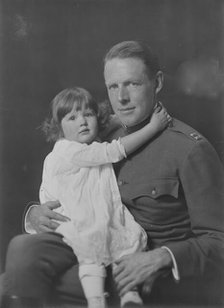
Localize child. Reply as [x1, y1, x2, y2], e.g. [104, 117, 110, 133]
[39, 87, 170, 308]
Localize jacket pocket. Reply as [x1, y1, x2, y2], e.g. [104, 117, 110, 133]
[129, 178, 179, 200]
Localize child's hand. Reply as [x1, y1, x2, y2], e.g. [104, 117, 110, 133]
[150, 106, 172, 132]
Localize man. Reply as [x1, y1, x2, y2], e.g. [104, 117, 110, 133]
[2, 41, 224, 307]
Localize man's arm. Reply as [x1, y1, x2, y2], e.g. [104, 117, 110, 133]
[165, 139, 224, 277]
[113, 139, 224, 295]
[113, 248, 172, 296]
[22, 202, 39, 233]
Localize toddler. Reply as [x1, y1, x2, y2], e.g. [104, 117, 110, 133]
[39, 87, 170, 308]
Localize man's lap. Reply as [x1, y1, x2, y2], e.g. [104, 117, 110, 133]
[3, 232, 223, 306]
[3, 233, 80, 301]
[2, 232, 119, 306]
[143, 272, 224, 306]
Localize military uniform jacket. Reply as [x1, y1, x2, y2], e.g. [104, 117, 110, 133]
[109, 118, 224, 280]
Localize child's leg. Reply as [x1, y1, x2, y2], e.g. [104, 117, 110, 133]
[112, 263, 143, 307]
[79, 263, 106, 308]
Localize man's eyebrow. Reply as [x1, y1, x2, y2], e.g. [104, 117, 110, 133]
[106, 81, 117, 87]
[125, 79, 141, 84]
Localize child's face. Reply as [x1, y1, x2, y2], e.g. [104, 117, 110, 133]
[61, 106, 98, 144]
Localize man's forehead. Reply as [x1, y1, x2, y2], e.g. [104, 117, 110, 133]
[105, 57, 146, 69]
[104, 57, 148, 81]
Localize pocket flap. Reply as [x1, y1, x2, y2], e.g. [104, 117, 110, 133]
[129, 178, 179, 200]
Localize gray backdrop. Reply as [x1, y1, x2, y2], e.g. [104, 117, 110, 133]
[0, 0, 224, 271]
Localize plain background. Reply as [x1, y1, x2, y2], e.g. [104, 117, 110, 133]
[0, 0, 224, 272]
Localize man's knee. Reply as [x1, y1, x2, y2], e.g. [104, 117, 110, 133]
[7, 235, 29, 254]
[4, 233, 63, 298]
[6, 235, 33, 271]
[6, 233, 64, 271]
[5, 233, 60, 282]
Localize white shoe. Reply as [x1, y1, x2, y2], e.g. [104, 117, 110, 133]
[120, 291, 143, 307]
[88, 296, 106, 308]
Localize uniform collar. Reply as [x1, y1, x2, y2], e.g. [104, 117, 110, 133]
[122, 102, 161, 134]
[123, 116, 151, 134]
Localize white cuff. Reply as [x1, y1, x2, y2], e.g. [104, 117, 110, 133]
[24, 204, 38, 234]
[117, 137, 127, 158]
[79, 264, 106, 279]
[161, 246, 180, 281]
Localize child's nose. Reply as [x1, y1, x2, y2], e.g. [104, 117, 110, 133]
[79, 115, 87, 125]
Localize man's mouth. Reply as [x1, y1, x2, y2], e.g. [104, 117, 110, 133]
[118, 107, 135, 114]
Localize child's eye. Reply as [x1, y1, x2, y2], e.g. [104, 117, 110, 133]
[85, 111, 94, 117]
[69, 115, 76, 120]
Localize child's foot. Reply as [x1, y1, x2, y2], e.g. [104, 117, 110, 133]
[88, 296, 106, 308]
[120, 291, 143, 307]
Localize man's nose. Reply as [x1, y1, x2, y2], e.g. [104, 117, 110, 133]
[118, 86, 129, 103]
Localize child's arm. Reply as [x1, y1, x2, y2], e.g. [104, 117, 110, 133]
[51, 108, 170, 168]
[120, 107, 171, 155]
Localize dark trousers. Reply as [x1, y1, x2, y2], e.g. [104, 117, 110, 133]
[3, 232, 87, 305]
[3, 232, 224, 307]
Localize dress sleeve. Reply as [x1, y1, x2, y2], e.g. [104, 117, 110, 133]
[56, 138, 126, 168]
[166, 139, 224, 278]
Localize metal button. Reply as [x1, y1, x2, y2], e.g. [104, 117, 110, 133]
[151, 188, 156, 195]
[118, 180, 123, 186]
[190, 132, 202, 141]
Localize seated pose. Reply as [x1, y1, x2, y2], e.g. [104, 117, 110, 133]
[3, 40, 224, 308]
[39, 87, 169, 308]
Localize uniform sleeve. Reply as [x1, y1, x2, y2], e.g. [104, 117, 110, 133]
[39, 156, 56, 204]
[57, 138, 126, 168]
[23, 204, 38, 234]
[166, 139, 224, 278]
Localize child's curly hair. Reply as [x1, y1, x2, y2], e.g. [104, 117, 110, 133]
[42, 87, 113, 143]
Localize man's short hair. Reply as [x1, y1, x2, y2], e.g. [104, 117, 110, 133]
[104, 40, 160, 78]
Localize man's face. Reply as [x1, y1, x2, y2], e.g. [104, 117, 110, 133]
[104, 57, 157, 127]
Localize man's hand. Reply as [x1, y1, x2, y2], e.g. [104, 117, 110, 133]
[113, 248, 172, 296]
[27, 201, 70, 233]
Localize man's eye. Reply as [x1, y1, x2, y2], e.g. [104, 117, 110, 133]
[109, 84, 118, 90]
[129, 82, 139, 87]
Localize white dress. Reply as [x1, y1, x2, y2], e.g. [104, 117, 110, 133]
[39, 138, 147, 266]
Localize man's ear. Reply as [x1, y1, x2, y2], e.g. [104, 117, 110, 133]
[155, 71, 164, 94]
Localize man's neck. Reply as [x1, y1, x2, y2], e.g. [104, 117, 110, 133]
[124, 101, 162, 134]
[123, 116, 152, 134]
